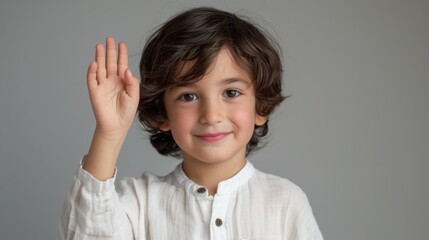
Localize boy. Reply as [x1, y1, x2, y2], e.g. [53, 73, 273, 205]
[59, 7, 323, 239]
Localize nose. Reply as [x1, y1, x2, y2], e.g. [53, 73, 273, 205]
[199, 98, 224, 125]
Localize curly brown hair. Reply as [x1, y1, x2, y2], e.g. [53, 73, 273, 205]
[138, 7, 286, 157]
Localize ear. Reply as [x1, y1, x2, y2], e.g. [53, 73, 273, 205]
[255, 114, 268, 126]
[159, 121, 171, 132]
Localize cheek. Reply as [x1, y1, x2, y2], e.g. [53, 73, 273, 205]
[168, 108, 195, 132]
[229, 102, 257, 127]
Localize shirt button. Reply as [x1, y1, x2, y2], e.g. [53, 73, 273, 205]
[197, 187, 206, 194]
[215, 218, 223, 227]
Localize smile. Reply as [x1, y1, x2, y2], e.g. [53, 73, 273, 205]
[196, 132, 230, 142]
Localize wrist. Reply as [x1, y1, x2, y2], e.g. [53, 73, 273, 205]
[94, 126, 129, 143]
[83, 128, 128, 181]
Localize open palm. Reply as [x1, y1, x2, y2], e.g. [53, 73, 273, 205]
[87, 37, 139, 136]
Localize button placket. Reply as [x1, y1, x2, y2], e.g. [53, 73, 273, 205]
[210, 193, 230, 239]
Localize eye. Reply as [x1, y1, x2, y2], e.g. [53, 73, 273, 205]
[178, 93, 198, 102]
[223, 89, 241, 98]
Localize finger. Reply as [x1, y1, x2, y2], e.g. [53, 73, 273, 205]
[117, 42, 128, 78]
[106, 36, 118, 76]
[87, 61, 98, 90]
[96, 43, 106, 80]
[124, 68, 140, 99]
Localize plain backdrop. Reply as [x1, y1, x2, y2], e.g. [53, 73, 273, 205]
[0, 0, 428, 239]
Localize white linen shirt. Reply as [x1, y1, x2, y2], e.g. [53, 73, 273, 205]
[59, 160, 323, 239]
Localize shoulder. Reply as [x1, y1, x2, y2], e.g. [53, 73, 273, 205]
[249, 168, 311, 211]
[248, 168, 323, 238]
[116, 168, 180, 199]
[251, 168, 308, 197]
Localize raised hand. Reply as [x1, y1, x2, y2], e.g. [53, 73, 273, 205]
[84, 37, 140, 180]
[87, 37, 139, 138]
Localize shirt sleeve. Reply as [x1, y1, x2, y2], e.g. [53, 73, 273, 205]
[289, 192, 324, 240]
[58, 160, 134, 239]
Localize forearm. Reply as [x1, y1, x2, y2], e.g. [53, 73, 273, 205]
[59, 159, 134, 239]
[83, 127, 128, 181]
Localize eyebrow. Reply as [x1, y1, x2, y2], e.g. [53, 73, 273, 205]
[222, 77, 252, 86]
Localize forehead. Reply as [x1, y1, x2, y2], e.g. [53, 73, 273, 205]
[173, 47, 252, 86]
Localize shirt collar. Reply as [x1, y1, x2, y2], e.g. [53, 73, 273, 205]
[172, 160, 255, 197]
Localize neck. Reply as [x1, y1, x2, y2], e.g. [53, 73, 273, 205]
[181, 156, 246, 196]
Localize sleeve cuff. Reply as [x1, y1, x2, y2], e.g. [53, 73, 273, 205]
[75, 157, 117, 194]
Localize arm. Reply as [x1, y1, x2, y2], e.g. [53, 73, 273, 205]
[83, 37, 139, 181]
[59, 37, 140, 239]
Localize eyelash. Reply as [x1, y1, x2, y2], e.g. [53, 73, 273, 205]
[177, 89, 242, 102]
[178, 93, 198, 102]
[223, 89, 241, 98]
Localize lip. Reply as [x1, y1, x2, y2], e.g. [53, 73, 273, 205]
[196, 132, 230, 142]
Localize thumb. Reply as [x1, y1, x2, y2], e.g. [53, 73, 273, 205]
[124, 68, 140, 100]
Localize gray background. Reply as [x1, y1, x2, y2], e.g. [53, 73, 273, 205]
[0, 0, 428, 239]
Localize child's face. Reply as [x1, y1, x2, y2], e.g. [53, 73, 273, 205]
[160, 48, 267, 165]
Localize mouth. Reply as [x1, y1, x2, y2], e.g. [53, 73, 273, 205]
[196, 132, 230, 142]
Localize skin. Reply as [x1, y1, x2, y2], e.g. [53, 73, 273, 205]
[83, 37, 140, 181]
[83, 38, 266, 196]
[161, 48, 267, 195]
